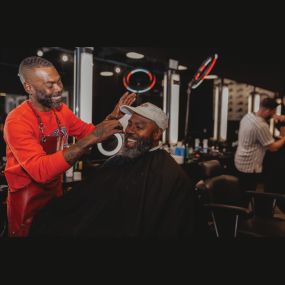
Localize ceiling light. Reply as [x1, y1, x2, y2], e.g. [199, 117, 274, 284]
[61, 54, 69, 62]
[178, 65, 188, 70]
[100, 71, 114, 77]
[114, 67, 121, 74]
[276, 98, 282, 104]
[37, 49, 44, 57]
[126, 52, 144, 59]
[205, 74, 218, 79]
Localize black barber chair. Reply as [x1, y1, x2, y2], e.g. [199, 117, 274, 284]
[201, 175, 250, 237]
[195, 160, 223, 200]
[0, 185, 8, 238]
[197, 178, 285, 237]
[195, 160, 285, 237]
[195, 160, 249, 237]
[199, 160, 223, 180]
[238, 191, 285, 237]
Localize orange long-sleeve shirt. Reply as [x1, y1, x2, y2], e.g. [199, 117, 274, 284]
[4, 101, 95, 191]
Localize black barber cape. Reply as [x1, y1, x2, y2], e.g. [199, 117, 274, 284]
[30, 150, 207, 238]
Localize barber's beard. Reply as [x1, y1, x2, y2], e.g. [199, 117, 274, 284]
[121, 135, 153, 159]
[35, 90, 62, 109]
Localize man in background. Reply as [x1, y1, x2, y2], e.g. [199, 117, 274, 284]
[235, 97, 285, 203]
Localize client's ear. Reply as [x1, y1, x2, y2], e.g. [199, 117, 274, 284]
[153, 128, 163, 141]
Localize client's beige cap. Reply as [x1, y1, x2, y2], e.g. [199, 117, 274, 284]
[120, 102, 168, 130]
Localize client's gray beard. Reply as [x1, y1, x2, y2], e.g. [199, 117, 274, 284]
[121, 136, 153, 159]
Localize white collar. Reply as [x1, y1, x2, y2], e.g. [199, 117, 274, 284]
[149, 142, 163, 152]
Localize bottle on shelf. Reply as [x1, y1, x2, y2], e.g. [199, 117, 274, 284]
[73, 161, 83, 181]
[194, 138, 200, 152]
[202, 139, 208, 154]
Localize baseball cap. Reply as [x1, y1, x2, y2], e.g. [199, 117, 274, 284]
[120, 102, 168, 130]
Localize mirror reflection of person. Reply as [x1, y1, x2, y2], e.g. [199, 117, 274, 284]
[4, 56, 136, 237]
[30, 102, 208, 238]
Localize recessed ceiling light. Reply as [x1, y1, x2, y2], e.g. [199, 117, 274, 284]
[61, 54, 69, 62]
[126, 52, 144, 59]
[37, 50, 44, 57]
[100, 71, 114, 76]
[114, 67, 121, 74]
[178, 65, 188, 70]
[205, 74, 218, 79]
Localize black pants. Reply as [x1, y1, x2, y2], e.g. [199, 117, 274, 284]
[236, 171, 260, 207]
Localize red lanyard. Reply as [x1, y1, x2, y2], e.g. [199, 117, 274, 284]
[27, 100, 64, 144]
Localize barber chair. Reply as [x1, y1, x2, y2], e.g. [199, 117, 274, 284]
[194, 160, 247, 237]
[198, 160, 223, 180]
[201, 175, 250, 237]
[0, 185, 8, 238]
[197, 175, 285, 238]
[193, 160, 285, 238]
[195, 160, 223, 200]
[238, 191, 285, 237]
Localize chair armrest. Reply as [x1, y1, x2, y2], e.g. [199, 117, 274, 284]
[0, 185, 8, 192]
[204, 203, 251, 216]
[246, 191, 285, 201]
[0, 185, 8, 202]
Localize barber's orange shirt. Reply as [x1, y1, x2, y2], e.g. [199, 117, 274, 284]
[4, 101, 95, 192]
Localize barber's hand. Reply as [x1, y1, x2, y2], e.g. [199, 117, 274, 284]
[273, 114, 285, 122]
[106, 92, 136, 120]
[92, 119, 123, 143]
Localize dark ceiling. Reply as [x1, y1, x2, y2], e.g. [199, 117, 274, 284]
[1, 47, 285, 94]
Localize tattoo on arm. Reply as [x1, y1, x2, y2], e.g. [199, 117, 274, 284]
[94, 128, 105, 138]
[63, 135, 95, 165]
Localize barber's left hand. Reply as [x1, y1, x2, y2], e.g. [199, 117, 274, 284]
[106, 92, 136, 120]
[273, 115, 285, 122]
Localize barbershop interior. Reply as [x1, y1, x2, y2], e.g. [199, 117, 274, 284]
[1, 47, 285, 238]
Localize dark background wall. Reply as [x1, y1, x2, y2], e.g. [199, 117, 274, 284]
[1, 47, 285, 145]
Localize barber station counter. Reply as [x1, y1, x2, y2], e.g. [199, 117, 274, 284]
[180, 150, 236, 184]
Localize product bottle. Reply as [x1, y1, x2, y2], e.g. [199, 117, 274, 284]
[175, 141, 185, 157]
[203, 139, 208, 153]
[194, 138, 200, 152]
[73, 161, 83, 181]
[65, 166, 74, 180]
[185, 143, 190, 162]
[175, 141, 185, 164]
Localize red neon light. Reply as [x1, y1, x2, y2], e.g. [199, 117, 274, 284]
[148, 74, 156, 90]
[199, 64, 207, 72]
[123, 77, 128, 89]
[126, 72, 132, 84]
[195, 72, 201, 81]
[201, 57, 217, 81]
[123, 69, 156, 93]
[195, 64, 207, 80]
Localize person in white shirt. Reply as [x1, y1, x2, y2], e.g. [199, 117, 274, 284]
[235, 97, 285, 204]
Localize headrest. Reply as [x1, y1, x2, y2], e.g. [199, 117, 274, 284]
[204, 175, 241, 205]
[199, 160, 222, 179]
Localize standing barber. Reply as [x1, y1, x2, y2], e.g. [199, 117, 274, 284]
[4, 56, 136, 237]
[235, 97, 285, 202]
